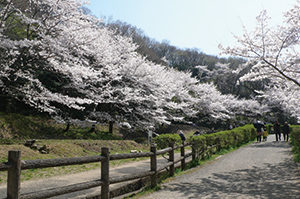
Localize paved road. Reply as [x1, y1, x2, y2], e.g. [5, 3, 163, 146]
[142, 134, 300, 199]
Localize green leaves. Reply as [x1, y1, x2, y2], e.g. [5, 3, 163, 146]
[153, 134, 182, 149]
[290, 125, 300, 162]
[188, 125, 256, 160]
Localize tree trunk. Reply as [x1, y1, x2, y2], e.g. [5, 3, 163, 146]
[65, 122, 70, 132]
[109, 121, 114, 134]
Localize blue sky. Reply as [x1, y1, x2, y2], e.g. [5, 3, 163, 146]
[85, 0, 296, 56]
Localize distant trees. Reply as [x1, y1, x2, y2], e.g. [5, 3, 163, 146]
[106, 20, 222, 73]
[107, 20, 167, 66]
[105, 19, 269, 100]
[219, 3, 300, 122]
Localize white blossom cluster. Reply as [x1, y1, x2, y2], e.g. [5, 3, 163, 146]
[219, 1, 300, 122]
[0, 0, 269, 129]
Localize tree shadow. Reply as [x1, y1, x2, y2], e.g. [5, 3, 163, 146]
[159, 158, 300, 198]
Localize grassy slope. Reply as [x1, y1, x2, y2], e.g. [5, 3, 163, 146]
[0, 112, 149, 184]
[0, 112, 202, 184]
[0, 112, 124, 141]
[0, 139, 150, 184]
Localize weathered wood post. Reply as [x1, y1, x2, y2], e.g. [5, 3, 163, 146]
[101, 148, 110, 199]
[150, 144, 157, 188]
[192, 142, 196, 161]
[169, 142, 175, 176]
[109, 121, 114, 134]
[7, 150, 21, 199]
[181, 141, 185, 170]
[217, 137, 221, 152]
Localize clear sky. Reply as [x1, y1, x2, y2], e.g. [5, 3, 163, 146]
[85, 0, 296, 56]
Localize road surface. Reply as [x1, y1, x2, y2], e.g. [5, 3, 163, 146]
[142, 134, 300, 199]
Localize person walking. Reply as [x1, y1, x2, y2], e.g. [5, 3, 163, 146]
[263, 127, 268, 141]
[274, 120, 281, 141]
[283, 122, 290, 141]
[179, 130, 186, 142]
[253, 120, 264, 143]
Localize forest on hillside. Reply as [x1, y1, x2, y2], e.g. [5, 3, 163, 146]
[0, 0, 299, 135]
[106, 19, 264, 99]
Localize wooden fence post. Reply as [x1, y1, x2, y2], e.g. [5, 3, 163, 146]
[181, 141, 185, 170]
[150, 144, 157, 188]
[101, 148, 110, 199]
[169, 142, 175, 176]
[217, 137, 221, 151]
[192, 143, 196, 161]
[7, 150, 21, 199]
[109, 121, 114, 134]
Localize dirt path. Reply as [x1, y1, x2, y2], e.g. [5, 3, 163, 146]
[142, 134, 300, 199]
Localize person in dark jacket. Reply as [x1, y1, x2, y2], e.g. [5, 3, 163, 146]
[282, 122, 290, 141]
[179, 130, 186, 142]
[274, 120, 281, 141]
[253, 120, 264, 143]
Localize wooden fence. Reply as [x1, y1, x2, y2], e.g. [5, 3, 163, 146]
[0, 141, 205, 199]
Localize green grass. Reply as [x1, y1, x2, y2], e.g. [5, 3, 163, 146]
[0, 112, 152, 184]
[0, 139, 149, 184]
[0, 112, 122, 140]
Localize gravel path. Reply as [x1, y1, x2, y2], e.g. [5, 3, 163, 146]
[142, 134, 300, 199]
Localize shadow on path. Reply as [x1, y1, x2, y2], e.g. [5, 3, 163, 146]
[154, 142, 300, 199]
[159, 156, 300, 199]
[161, 160, 300, 199]
[250, 141, 292, 149]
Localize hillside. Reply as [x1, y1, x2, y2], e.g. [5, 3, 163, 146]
[0, 112, 207, 142]
[0, 112, 151, 183]
[0, 112, 204, 184]
[0, 112, 122, 142]
[0, 139, 149, 184]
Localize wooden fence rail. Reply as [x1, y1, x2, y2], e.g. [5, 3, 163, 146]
[0, 141, 209, 199]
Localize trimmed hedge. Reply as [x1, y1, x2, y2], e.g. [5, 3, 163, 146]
[189, 124, 256, 159]
[188, 124, 256, 159]
[153, 133, 182, 149]
[154, 124, 257, 159]
[154, 124, 300, 163]
[189, 124, 256, 148]
[188, 135, 207, 159]
[290, 125, 300, 162]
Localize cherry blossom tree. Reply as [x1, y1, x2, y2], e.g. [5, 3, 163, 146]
[0, 0, 270, 131]
[0, 0, 199, 129]
[219, 1, 300, 122]
[187, 82, 269, 125]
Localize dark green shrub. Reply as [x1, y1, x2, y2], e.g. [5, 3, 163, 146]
[203, 133, 217, 146]
[153, 134, 182, 149]
[154, 125, 257, 161]
[188, 135, 206, 159]
[290, 125, 300, 162]
[214, 132, 228, 149]
[229, 124, 256, 146]
[188, 124, 256, 159]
